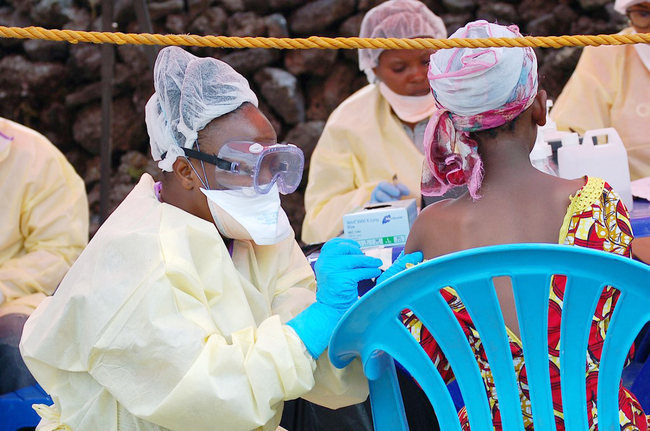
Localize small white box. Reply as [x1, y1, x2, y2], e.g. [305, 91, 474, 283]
[343, 199, 417, 248]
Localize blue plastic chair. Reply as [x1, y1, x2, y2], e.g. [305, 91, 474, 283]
[329, 244, 650, 431]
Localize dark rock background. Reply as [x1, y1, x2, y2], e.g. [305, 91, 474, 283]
[0, 0, 629, 242]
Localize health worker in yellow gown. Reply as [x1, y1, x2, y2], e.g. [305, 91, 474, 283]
[19, 47, 381, 431]
[551, 0, 650, 181]
[0, 117, 88, 396]
[302, 0, 447, 244]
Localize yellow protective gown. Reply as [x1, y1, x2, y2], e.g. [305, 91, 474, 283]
[20, 174, 367, 431]
[551, 27, 650, 181]
[302, 84, 425, 244]
[0, 117, 88, 317]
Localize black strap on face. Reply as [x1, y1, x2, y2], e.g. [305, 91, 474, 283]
[182, 147, 235, 172]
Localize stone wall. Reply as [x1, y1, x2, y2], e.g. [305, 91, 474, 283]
[0, 0, 629, 242]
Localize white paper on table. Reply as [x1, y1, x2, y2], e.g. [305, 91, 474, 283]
[363, 246, 395, 271]
[631, 177, 650, 201]
[306, 245, 395, 270]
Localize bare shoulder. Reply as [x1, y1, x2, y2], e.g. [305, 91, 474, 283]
[551, 176, 588, 202]
[530, 172, 585, 203]
[405, 198, 462, 258]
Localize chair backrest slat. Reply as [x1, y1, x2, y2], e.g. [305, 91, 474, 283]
[375, 318, 464, 431]
[511, 273, 557, 431]
[452, 279, 526, 431]
[598, 289, 650, 430]
[558, 275, 604, 430]
[410, 289, 492, 431]
[363, 350, 410, 431]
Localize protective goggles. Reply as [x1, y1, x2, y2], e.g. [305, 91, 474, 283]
[183, 141, 304, 195]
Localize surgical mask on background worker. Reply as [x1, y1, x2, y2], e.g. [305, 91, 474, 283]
[182, 140, 304, 245]
[358, 0, 447, 124]
[377, 74, 437, 123]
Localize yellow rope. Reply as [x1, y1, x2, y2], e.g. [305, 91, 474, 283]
[1, 25, 649, 49]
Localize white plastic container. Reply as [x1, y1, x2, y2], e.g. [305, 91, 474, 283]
[557, 128, 633, 210]
[540, 100, 569, 143]
[530, 130, 558, 176]
[529, 100, 564, 176]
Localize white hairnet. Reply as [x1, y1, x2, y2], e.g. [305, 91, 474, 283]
[145, 46, 258, 171]
[614, 0, 647, 14]
[358, 0, 447, 83]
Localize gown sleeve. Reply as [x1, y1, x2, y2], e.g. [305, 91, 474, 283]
[272, 240, 368, 409]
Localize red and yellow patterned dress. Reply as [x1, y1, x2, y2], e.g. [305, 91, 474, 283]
[403, 177, 643, 430]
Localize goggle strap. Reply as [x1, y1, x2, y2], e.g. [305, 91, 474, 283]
[183, 148, 235, 172]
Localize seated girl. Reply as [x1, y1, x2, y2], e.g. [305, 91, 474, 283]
[401, 20, 643, 430]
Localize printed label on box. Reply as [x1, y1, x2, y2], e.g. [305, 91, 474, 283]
[343, 199, 417, 249]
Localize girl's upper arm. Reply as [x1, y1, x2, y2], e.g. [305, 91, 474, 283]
[406, 201, 456, 258]
[405, 211, 427, 254]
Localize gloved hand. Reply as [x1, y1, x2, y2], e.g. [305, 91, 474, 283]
[370, 181, 410, 203]
[288, 238, 382, 359]
[375, 250, 423, 286]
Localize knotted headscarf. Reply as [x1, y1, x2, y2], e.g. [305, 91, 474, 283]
[421, 21, 538, 199]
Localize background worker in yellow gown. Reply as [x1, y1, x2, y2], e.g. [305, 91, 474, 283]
[20, 47, 380, 431]
[302, 0, 447, 244]
[551, 0, 650, 181]
[0, 117, 88, 396]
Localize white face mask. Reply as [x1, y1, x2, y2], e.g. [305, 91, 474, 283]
[633, 31, 650, 73]
[378, 81, 437, 123]
[201, 184, 292, 246]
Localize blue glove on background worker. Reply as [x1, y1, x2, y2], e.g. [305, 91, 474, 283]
[370, 181, 410, 203]
[288, 238, 382, 358]
[375, 250, 423, 286]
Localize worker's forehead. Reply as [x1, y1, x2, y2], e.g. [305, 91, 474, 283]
[379, 49, 434, 64]
[198, 105, 276, 151]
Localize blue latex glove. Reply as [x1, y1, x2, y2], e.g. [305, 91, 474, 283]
[375, 251, 423, 286]
[288, 238, 382, 358]
[370, 181, 410, 203]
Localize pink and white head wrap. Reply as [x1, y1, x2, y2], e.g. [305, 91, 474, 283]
[421, 20, 538, 199]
